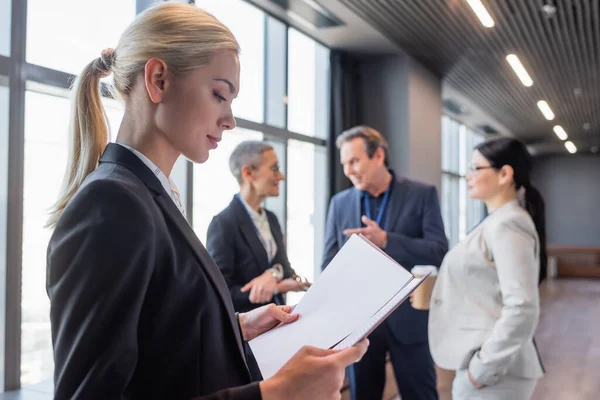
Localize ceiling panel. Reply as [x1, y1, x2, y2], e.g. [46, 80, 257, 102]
[339, 0, 600, 153]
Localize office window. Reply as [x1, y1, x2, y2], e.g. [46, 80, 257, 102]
[286, 141, 327, 305]
[0, 81, 9, 387]
[287, 28, 330, 139]
[21, 88, 123, 386]
[196, 0, 265, 123]
[26, 0, 136, 74]
[441, 116, 485, 246]
[0, 0, 10, 56]
[191, 1, 330, 306]
[193, 128, 263, 244]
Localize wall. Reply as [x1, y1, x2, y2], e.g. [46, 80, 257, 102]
[532, 155, 600, 246]
[357, 55, 442, 192]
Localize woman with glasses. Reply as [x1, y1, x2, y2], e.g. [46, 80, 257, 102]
[429, 137, 545, 399]
[207, 140, 311, 314]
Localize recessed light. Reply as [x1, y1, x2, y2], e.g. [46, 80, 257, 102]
[565, 141, 577, 154]
[553, 125, 568, 140]
[537, 100, 555, 120]
[467, 0, 495, 28]
[506, 54, 533, 87]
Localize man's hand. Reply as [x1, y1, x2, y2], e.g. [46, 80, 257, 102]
[241, 270, 278, 304]
[277, 278, 312, 294]
[260, 339, 369, 400]
[343, 215, 388, 248]
[238, 304, 298, 341]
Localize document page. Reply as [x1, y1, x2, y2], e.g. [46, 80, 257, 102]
[249, 234, 414, 379]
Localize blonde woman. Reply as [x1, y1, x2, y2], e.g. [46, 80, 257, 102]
[429, 138, 545, 399]
[46, 4, 366, 400]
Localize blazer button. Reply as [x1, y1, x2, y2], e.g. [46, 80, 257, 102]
[433, 299, 441, 306]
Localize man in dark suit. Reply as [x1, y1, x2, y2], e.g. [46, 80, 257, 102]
[322, 126, 448, 400]
[207, 141, 310, 314]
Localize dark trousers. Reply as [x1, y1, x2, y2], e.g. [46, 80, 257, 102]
[348, 322, 438, 400]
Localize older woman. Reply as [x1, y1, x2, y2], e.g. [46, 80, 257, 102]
[207, 140, 310, 313]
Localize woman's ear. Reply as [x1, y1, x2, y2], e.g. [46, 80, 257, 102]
[498, 165, 515, 186]
[240, 164, 255, 184]
[144, 57, 170, 104]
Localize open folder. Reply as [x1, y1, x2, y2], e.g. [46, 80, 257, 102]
[249, 234, 429, 379]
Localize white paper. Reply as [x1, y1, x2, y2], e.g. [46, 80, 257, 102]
[249, 234, 413, 379]
[332, 276, 427, 350]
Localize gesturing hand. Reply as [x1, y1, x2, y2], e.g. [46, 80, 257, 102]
[343, 215, 388, 249]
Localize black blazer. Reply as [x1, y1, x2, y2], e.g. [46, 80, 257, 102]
[207, 195, 295, 312]
[46, 143, 260, 400]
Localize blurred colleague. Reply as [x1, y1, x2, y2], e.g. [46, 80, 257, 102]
[45, 4, 366, 399]
[429, 138, 545, 400]
[322, 126, 448, 400]
[208, 140, 310, 313]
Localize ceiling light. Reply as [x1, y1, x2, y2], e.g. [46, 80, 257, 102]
[467, 0, 495, 28]
[553, 125, 568, 140]
[565, 141, 577, 154]
[506, 54, 533, 87]
[537, 100, 555, 120]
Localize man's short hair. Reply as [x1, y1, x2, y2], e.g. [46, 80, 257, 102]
[335, 125, 389, 166]
[229, 140, 274, 184]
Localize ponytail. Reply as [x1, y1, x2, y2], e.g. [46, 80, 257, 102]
[46, 49, 114, 227]
[523, 183, 547, 284]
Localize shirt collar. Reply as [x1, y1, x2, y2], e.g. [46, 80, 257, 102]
[115, 143, 185, 216]
[237, 194, 265, 220]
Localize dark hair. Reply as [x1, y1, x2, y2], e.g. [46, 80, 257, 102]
[475, 137, 547, 284]
[335, 125, 389, 167]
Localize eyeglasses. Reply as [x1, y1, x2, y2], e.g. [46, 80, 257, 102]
[467, 164, 496, 174]
[251, 164, 281, 174]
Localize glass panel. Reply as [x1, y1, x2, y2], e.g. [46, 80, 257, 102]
[21, 90, 124, 387]
[26, 0, 136, 74]
[0, 0, 10, 56]
[192, 128, 263, 244]
[441, 173, 459, 247]
[197, 0, 265, 123]
[287, 28, 330, 138]
[264, 17, 286, 128]
[458, 178, 467, 241]
[286, 140, 327, 305]
[0, 80, 9, 388]
[21, 91, 69, 386]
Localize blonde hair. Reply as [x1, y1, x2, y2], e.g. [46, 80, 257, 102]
[47, 3, 239, 227]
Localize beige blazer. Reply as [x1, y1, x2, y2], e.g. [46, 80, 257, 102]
[428, 200, 544, 386]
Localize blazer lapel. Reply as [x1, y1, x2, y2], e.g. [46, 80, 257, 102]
[99, 144, 248, 371]
[233, 196, 270, 270]
[382, 177, 406, 232]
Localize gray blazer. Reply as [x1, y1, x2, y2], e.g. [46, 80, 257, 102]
[428, 200, 544, 386]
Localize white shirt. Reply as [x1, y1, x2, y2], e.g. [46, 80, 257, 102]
[116, 143, 186, 218]
[238, 195, 278, 262]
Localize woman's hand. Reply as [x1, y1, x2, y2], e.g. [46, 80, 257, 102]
[241, 271, 279, 304]
[238, 304, 298, 341]
[260, 340, 370, 400]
